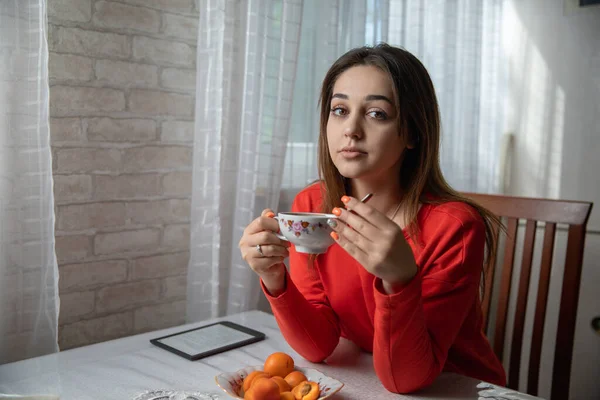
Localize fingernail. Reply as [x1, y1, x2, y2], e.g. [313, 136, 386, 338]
[327, 218, 337, 228]
[341, 196, 350, 203]
[330, 232, 339, 240]
[266, 212, 275, 218]
[332, 207, 342, 216]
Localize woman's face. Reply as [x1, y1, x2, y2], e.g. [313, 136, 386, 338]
[326, 65, 412, 181]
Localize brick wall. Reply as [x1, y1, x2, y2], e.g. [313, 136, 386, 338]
[48, 0, 199, 349]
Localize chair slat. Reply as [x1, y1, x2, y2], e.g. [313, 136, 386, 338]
[508, 220, 537, 389]
[552, 225, 587, 400]
[483, 220, 501, 332]
[527, 222, 556, 395]
[494, 217, 518, 360]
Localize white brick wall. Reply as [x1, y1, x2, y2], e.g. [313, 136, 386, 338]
[160, 68, 196, 91]
[161, 120, 194, 143]
[49, 27, 131, 59]
[96, 280, 161, 312]
[162, 171, 192, 196]
[94, 173, 163, 200]
[51, 86, 126, 115]
[122, 146, 192, 171]
[50, 118, 84, 142]
[130, 252, 189, 279]
[60, 312, 133, 349]
[162, 224, 190, 250]
[119, 0, 194, 13]
[49, 0, 197, 350]
[53, 175, 93, 203]
[49, 54, 94, 81]
[128, 89, 194, 116]
[93, 1, 161, 33]
[57, 202, 127, 231]
[55, 148, 123, 173]
[94, 229, 162, 254]
[87, 118, 157, 142]
[134, 301, 186, 333]
[59, 291, 96, 323]
[125, 199, 190, 225]
[95, 60, 159, 88]
[59, 260, 128, 291]
[48, 0, 92, 22]
[133, 37, 194, 66]
[55, 235, 93, 263]
[162, 14, 199, 40]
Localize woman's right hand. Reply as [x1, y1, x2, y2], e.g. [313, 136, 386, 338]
[239, 209, 290, 295]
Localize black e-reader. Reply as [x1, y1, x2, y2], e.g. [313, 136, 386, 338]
[150, 321, 266, 361]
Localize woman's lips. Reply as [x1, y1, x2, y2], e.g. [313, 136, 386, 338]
[339, 149, 367, 159]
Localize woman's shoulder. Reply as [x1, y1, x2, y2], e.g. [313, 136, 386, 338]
[422, 200, 485, 232]
[292, 182, 324, 212]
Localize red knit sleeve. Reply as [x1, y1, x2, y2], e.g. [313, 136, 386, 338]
[261, 187, 341, 362]
[371, 206, 485, 393]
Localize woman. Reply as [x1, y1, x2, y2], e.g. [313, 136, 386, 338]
[239, 43, 506, 393]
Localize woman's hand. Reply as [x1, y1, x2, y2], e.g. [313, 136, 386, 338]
[239, 209, 290, 295]
[327, 196, 417, 292]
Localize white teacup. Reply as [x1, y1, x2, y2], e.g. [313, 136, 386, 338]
[276, 212, 338, 254]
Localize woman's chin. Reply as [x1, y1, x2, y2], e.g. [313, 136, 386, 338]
[337, 167, 372, 180]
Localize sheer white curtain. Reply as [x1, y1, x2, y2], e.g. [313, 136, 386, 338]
[0, 0, 59, 363]
[387, 0, 505, 192]
[188, 0, 303, 321]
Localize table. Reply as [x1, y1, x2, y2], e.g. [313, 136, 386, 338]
[0, 310, 542, 399]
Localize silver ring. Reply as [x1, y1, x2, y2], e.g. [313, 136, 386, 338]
[256, 244, 264, 257]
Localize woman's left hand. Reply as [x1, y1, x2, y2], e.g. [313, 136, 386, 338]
[328, 196, 418, 291]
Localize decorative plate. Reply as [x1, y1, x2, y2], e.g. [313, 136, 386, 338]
[132, 390, 220, 400]
[215, 365, 343, 399]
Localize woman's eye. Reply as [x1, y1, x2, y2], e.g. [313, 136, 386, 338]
[330, 107, 347, 116]
[367, 110, 387, 120]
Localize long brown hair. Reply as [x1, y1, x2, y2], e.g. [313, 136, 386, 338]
[316, 43, 502, 268]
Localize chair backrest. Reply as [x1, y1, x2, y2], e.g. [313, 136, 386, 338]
[463, 193, 593, 400]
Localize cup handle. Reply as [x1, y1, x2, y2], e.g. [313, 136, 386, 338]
[273, 216, 289, 241]
[276, 233, 288, 241]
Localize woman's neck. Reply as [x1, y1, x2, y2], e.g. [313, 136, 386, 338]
[349, 176, 402, 218]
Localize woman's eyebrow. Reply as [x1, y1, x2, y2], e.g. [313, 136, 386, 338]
[331, 93, 393, 105]
[364, 94, 393, 104]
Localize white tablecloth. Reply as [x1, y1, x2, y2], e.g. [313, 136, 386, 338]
[0, 310, 542, 400]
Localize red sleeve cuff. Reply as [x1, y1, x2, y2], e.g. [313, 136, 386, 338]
[260, 268, 299, 308]
[373, 273, 422, 311]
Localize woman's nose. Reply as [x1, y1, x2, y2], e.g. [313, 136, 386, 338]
[343, 117, 363, 139]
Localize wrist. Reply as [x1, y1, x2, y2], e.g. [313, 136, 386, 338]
[260, 264, 287, 296]
[381, 264, 417, 295]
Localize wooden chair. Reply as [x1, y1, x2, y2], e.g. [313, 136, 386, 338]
[463, 193, 593, 400]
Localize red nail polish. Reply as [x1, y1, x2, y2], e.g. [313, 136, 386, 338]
[341, 196, 350, 203]
[330, 232, 339, 240]
[266, 212, 275, 218]
[332, 207, 342, 216]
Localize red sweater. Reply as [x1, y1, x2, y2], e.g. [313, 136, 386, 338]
[262, 184, 506, 393]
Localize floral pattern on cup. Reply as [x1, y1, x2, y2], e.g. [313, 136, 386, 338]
[285, 220, 328, 237]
